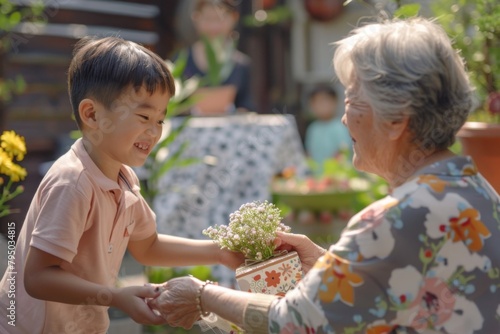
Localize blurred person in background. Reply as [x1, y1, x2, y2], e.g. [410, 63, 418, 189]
[179, 0, 254, 115]
[304, 84, 351, 174]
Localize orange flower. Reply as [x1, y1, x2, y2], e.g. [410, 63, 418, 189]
[448, 208, 491, 252]
[367, 324, 398, 334]
[316, 252, 363, 306]
[418, 175, 447, 193]
[462, 165, 476, 176]
[278, 262, 293, 280]
[265, 270, 281, 288]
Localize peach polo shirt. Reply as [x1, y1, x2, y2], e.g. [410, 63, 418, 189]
[0, 138, 157, 334]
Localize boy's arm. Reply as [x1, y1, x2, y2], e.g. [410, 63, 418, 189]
[24, 246, 166, 325]
[128, 233, 244, 270]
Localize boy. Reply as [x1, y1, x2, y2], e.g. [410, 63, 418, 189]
[0, 36, 242, 333]
[304, 85, 351, 174]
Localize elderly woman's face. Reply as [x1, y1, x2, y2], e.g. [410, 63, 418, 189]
[342, 88, 388, 175]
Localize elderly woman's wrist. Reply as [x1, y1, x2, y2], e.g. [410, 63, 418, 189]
[244, 294, 278, 333]
[196, 280, 214, 317]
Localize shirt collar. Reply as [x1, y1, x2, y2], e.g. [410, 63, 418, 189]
[411, 155, 478, 179]
[71, 138, 140, 195]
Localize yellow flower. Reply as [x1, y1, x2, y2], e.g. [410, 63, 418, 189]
[0, 148, 13, 175]
[4, 162, 27, 182]
[0, 130, 27, 218]
[0, 150, 26, 182]
[1, 130, 26, 161]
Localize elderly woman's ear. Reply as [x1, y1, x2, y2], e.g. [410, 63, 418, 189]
[387, 115, 410, 141]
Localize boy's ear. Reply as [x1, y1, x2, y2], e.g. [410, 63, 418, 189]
[78, 98, 98, 129]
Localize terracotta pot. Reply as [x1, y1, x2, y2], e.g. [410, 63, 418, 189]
[260, 0, 278, 10]
[457, 122, 500, 193]
[192, 85, 237, 116]
[303, 0, 344, 22]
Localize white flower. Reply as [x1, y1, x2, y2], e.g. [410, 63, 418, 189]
[202, 201, 289, 261]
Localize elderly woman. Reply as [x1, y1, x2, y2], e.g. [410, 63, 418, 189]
[149, 17, 500, 333]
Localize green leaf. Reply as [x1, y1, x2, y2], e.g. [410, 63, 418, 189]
[171, 49, 188, 79]
[394, 3, 421, 18]
[8, 11, 21, 26]
[201, 36, 223, 86]
[188, 265, 212, 281]
[14, 75, 26, 93]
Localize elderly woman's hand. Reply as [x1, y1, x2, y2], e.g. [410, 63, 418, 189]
[147, 276, 203, 329]
[275, 231, 327, 273]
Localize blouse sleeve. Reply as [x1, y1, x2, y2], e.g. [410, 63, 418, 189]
[243, 294, 279, 333]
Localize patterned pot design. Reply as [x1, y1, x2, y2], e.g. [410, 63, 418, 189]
[235, 251, 303, 296]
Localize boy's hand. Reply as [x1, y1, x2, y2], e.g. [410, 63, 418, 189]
[218, 248, 245, 270]
[111, 285, 166, 325]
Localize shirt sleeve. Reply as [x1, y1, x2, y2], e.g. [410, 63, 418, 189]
[31, 184, 91, 263]
[129, 196, 157, 241]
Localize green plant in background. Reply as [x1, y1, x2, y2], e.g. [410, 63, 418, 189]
[243, 5, 293, 27]
[199, 36, 235, 87]
[0, 0, 45, 103]
[146, 265, 214, 285]
[432, 0, 499, 122]
[358, 0, 500, 122]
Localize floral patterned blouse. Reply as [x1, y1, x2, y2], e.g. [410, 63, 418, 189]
[267, 156, 500, 333]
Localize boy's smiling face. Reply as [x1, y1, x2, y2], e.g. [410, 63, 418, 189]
[82, 85, 170, 179]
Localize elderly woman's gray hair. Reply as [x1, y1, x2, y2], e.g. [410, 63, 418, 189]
[333, 17, 474, 150]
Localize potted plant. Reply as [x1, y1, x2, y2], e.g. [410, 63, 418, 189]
[203, 200, 303, 296]
[189, 36, 237, 116]
[433, 0, 500, 193]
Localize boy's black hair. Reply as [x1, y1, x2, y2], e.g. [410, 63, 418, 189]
[68, 36, 175, 129]
[308, 84, 338, 101]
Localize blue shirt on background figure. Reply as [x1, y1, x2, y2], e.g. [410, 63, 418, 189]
[305, 85, 351, 174]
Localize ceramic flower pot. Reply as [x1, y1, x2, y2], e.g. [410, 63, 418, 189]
[457, 122, 500, 194]
[235, 251, 302, 296]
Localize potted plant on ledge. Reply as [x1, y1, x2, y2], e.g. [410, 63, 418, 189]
[457, 94, 500, 194]
[434, 0, 500, 193]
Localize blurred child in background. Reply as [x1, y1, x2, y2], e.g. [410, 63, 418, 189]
[304, 85, 351, 174]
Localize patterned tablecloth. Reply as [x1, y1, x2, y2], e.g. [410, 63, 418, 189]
[153, 114, 310, 241]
